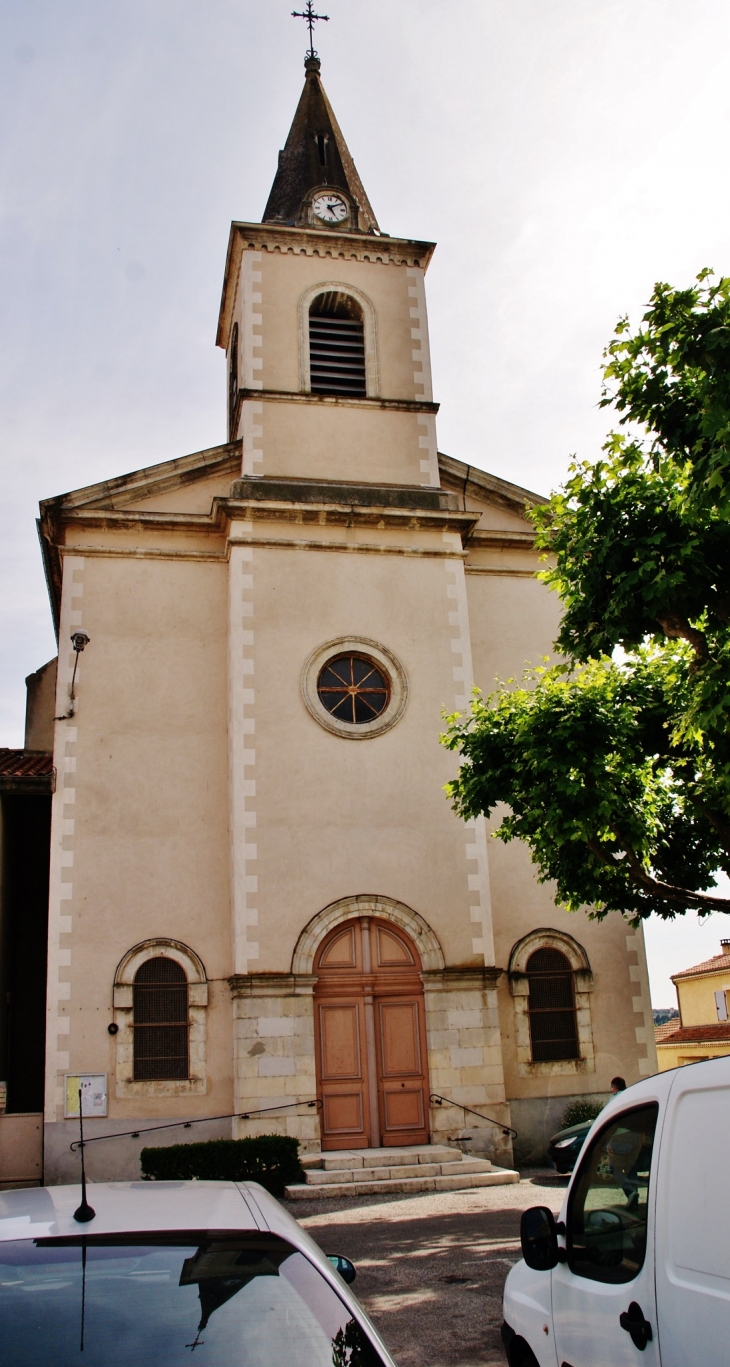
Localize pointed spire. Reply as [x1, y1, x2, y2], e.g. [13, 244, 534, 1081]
[262, 58, 379, 233]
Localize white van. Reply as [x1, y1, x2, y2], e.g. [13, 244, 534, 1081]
[502, 1055, 730, 1367]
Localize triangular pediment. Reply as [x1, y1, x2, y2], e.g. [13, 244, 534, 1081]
[438, 452, 546, 535]
[39, 440, 242, 516]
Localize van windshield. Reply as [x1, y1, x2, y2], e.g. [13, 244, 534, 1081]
[0, 1231, 384, 1367]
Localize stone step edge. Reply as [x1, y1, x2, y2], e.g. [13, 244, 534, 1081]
[304, 1158, 493, 1185]
[285, 1168, 520, 1200]
[301, 1146, 464, 1171]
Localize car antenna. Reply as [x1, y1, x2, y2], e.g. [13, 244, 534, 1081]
[73, 1086, 96, 1224]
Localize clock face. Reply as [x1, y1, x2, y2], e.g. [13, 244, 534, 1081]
[313, 194, 348, 225]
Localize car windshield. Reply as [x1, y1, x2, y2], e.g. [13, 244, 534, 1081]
[0, 1231, 384, 1367]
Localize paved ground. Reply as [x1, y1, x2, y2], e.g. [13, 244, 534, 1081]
[285, 1171, 569, 1367]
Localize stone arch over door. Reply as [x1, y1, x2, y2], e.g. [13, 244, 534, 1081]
[291, 894, 445, 976]
[312, 915, 432, 1150]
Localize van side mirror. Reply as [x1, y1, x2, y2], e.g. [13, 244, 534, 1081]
[520, 1206, 559, 1271]
[327, 1254, 357, 1284]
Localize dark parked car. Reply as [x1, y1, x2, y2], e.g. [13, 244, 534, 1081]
[546, 1118, 592, 1173]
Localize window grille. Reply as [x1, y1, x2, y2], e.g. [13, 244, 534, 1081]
[133, 957, 189, 1081]
[526, 947, 579, 1062]
[309, 292, 366, 397]
[317, 653, 390, 724]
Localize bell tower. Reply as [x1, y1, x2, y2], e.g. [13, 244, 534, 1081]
[216, 55, 441, 490]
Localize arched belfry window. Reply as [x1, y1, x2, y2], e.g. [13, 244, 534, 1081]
[133, 957, 189, 1081]
[309, 292, 366, 397]
[526, 948, 579, 1062]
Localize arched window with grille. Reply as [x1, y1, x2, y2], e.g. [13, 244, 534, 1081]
[526, 947, 579, 1062]
[133, 957, 189, 1081]
[309, 291, 366, 396]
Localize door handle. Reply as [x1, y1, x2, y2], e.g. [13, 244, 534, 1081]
[619, 1301, 653, 1351]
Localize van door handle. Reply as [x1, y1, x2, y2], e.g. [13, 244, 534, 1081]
[619, 1301, 653, 1351]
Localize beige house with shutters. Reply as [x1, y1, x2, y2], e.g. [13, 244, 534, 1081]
[26, 55, 657, 1181]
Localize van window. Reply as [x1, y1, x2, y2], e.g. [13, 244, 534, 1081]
[566, 1103, 658, 1284]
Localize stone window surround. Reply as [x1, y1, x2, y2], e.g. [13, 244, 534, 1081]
[508, 928, 595, 1078]
[300, 638, 408, 741]
[298, 280, 380, 398]
[112, 938, 208, 1099]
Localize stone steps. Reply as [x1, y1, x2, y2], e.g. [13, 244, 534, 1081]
[285, 1144, 519, 1200]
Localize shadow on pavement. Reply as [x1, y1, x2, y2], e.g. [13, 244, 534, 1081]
[289, 1183, 564, 1367]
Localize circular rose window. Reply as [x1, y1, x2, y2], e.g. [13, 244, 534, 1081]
[317, 654, 390, 725]
[301, 637, 408, 740]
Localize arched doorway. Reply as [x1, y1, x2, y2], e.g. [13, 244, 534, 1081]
[313, 917, 430, 1150]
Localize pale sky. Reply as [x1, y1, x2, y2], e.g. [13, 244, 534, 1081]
[2, 0, 730, 1004]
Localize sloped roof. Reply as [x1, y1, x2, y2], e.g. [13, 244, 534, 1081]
[672, 952, 730, 981]
[262, 58, 378, 232]
[0, 748, 54, 793]
[0, 749, 53, 777]
[654, 1019, 681, 1043]
[656, 1023, 730, 1046]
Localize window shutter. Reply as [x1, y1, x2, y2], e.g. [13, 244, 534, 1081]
[309, 294, 366, 397]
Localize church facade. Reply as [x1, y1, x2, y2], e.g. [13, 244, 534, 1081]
[33, 57, 656, 1181]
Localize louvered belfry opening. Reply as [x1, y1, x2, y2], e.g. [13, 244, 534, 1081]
[526, 947, 579, 1062]
[309, 291, 366, 397]
[133, 957, 189, 1081]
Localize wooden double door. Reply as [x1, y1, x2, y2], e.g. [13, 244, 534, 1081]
[313, 917, 430, 1150]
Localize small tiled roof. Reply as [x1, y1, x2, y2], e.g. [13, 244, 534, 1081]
[0, 748, 53, 777]
[656, 1023, 730, 1046]
[654, 1019, 681, 1042]
[672, 953, 730, 980]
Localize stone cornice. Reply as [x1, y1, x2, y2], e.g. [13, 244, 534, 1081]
[236, 387, 439, 415]
[228, 973, 318, 998]
[217, 221, 436, 347]
[39, 492, 479, 630]
[224, 497, 478, 537]
[47, 493, 478, 538]
[421, 966, 504, 992]
[438, 451, 546, 515]
[467, 529, 538, 551]
[39, 441, 241, 516]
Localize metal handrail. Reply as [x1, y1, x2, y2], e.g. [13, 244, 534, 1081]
[70, 1098, 323, 1151]
[430, 1092, 517, 1139]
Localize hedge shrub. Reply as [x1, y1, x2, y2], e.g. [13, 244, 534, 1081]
[562, 1097, 605, 1129]
[140, 1134, 303, 1196]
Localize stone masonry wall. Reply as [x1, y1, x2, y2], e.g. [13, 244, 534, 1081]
[422, 968, 514, 1168]
[229, 974, 321, 1151]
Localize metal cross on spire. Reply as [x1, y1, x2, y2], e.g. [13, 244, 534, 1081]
[291, 2, 329, 60]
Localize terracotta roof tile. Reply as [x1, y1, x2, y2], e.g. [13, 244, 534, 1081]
[672, 953, 730, 980]
[0, 748, 53, 777]
[656, 1023, 730, 1046]
[654, 1019, 681, 1042]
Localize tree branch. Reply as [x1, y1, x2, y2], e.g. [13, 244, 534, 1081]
[586, 836, 730, 913]
[698, 806, 730, 857]
[655, 612, 709, 664]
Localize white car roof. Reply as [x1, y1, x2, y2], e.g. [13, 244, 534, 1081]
[0, 1180, 396, 1365]
[0, 1180, 278, 1242]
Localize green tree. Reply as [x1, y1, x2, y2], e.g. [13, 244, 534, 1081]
[443, 272, 730, 922]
